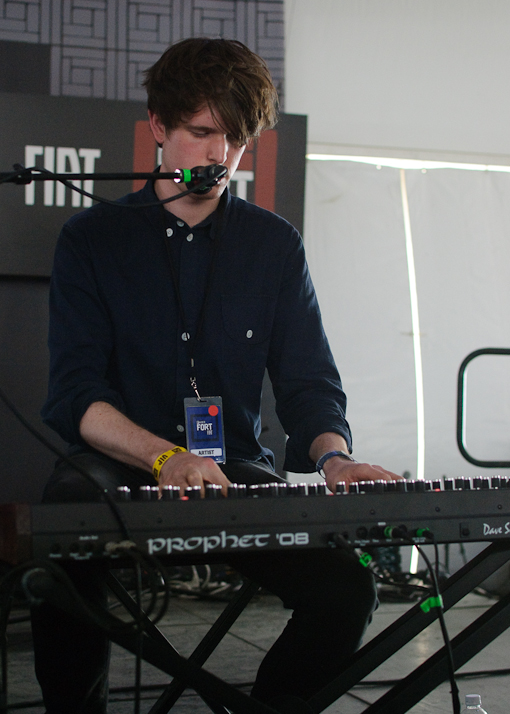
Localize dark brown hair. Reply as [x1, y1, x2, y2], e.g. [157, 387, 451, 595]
[143, 38, 279, 146]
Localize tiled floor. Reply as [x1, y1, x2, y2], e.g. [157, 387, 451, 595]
[4, 573, 509, 713]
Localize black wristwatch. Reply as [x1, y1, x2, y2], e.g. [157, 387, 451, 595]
[315, 450, 357, 473]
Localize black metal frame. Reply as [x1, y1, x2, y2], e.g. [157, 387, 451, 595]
[22, 540, 510, 714]
[105, 574, 261, 714]
[310, 540, 510, 713]
[457, 347, 510, 468]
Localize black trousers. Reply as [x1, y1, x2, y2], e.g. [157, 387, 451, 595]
[31, 450, 377, 713]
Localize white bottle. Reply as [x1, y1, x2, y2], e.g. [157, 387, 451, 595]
[461, 694, 488, 714]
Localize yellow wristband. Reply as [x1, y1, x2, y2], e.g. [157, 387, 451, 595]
[152, 447, 187, 482]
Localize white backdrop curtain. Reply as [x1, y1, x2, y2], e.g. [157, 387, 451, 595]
[301, 160, 510, 481]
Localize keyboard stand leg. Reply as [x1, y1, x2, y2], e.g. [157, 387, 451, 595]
[105, 605, 277, 714]
[106, 573, 260, 713]
[149, 579, 260, 714]
[23, 565, 275, 714]
[357, 589, 510, 714]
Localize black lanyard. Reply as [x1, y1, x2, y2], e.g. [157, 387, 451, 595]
[160, 200, 224, 400]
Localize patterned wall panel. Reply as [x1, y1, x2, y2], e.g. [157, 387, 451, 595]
[0, 0, 284, 103]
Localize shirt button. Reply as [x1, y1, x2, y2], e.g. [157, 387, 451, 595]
[176, 424, 185, 433]
[177, 220, 185, 227]
[246, 330, 253, 338]
[181, 332, 190, 341]
[186, 233, 193, 242]
[166, 228, 173, 237]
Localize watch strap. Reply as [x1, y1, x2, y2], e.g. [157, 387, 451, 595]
[315, 450, 357, 473]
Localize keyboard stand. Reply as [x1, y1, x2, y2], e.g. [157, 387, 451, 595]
[309, 539, 510, 713]
[19, 539, 510, 714]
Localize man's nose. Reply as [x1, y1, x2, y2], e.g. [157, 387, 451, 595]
[207, 135, 228, 165]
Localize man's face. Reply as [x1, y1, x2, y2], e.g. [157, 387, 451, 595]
[149, 106, 246, 202]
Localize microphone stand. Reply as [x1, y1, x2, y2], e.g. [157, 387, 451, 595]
[0, 164, 228, 200]
[0, 169, 186, 184]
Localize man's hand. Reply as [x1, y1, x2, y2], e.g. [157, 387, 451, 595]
[321, 456, 402, 494]
[158, 451, 231, 497]
[309, 432, 403, 494]
[79, 402, 231, 498]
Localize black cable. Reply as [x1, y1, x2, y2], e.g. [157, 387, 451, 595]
[1, 558, 171, 638]
[76, 556, 167, 714]
[0, 550, 173, 714]
[0, 566, 163, 714]
[1, 561, 123, 635]
[0, 384, 131, 542]
[134, 563, 143, 714]
[107, 548, 172, 627]
[0, 679, 256, 709]
[402, 533, 461, 714]
[331, 529, 460, 713]
[330, 533, 431, 594]
[0, 588, 11, 714]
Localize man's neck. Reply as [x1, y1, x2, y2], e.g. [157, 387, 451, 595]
[154, 177, 221, 227]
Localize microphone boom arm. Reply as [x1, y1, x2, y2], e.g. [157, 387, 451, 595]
[0, 164, 227, 188]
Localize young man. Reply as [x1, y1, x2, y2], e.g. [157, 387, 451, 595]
[35, 38, 399, 713]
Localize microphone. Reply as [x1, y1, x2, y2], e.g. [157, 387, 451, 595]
[173, 164, 228, 194]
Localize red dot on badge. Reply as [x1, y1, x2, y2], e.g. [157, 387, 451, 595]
[208, 405, 219, 416]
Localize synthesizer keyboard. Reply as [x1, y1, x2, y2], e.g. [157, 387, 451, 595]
[2, 477, 510, 564]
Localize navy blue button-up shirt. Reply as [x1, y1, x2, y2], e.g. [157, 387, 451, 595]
[42, 181, 351, 473]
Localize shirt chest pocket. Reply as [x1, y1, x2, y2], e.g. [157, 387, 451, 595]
[221, 294, 274, 345]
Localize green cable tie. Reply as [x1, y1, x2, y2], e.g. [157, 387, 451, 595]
[359, 552, 372, 567]
[420, 595, 443, 613]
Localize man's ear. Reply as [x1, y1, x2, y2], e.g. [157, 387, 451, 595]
[148, 111, 166, 148]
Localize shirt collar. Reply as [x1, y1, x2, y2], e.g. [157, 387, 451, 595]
[139, 177, 231, 241]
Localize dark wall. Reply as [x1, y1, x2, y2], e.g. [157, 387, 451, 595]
[0, 41, 50, 94]
[0, 278, 66, 503]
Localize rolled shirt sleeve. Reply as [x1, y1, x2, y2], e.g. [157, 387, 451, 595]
[42, 219, 126, 444]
